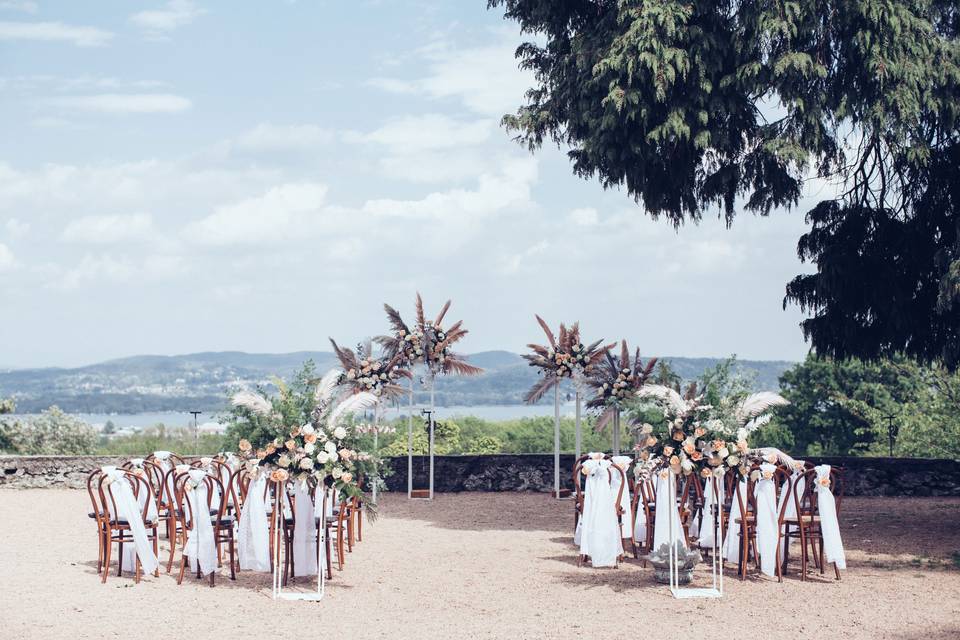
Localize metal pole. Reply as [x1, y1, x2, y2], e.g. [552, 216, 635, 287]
[407, 376, 413, 499]
[554, 382, 560, 498]
[612, 408, 621, 455]
[575, 390, 582, 461]
[372, 403, 380, 503]
[429, 372, 435, 500]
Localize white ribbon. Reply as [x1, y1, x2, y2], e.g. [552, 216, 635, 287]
[699, 473, 725, 548]
[237, 476, 271, 571]
[292, 481, 318, 576]
[815, 465, 846, 570]
[184, 470, 217, 576]
[724, 477, 747, 563]
[754, 463, 779, 577]
[103, 467, 158, 575]
[153, 452, 175, 508]
[578, 459, 622, 567]
[653, 472, 687, 550]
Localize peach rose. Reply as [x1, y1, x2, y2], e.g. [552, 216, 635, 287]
[672, 430, 685, 442]
[238, 439, 252, 452]
[265, 444, 277, 455]
[663, 446, 674, 456]
[669, 455, 680, 467]
[691, 451, 703, 461]
[285, 439, 297, 451]
[304, 432, 318, 444]
[700, 468, 712, 479]
[694, 427, 706, 437]
[646, 436, 657, 447]
[736, 440, 748, 453]
[683, 442, 696, 455]
[270, 469, 289, 482]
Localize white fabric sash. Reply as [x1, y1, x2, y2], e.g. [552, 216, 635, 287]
[578, 459, 622, 567]
[610, 456, 632, 539]
[653, 472, 687, 550]
[724, 477, 747, 563]
[184, 470, 217, 576]
[292, 481, 318, 576]
[754, 463, 779, 577]
[238, 476, 271, 571]
[698, 473, 724, 549]
[103, 468, 158, 575]
[153, 452, 175, 508]
[815, 465, 846, 570]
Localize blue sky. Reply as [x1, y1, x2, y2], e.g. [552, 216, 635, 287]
[0, 1, 824, 368]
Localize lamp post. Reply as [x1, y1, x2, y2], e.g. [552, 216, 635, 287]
[189, 410, 202, 446]
[883, 414, 897, 457]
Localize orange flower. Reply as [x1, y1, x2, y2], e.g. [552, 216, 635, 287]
[683, 442, 696, 455]
[712, 439, 726, 450]
[694, 427, 706, 437]
[238, 439, 252, 452]
[285, 439, 297, 451]
[669, 455, 680, 466]
[270, 469, 289, 482]
[818, 476, 831, 487]
[304, 433, 318, 444]
[736, 440, 748, 453]
[290, 426, 302, 437]
[645, 436, 657, 447]
[700, 468, 712, 478]
[663, 446, 674, 456]
[672, 430, 685, 442]
[265, 444, 277, 455]
[691, 451, 703, 461]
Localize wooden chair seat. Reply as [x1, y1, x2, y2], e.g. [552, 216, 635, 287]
[783, 514, 821, 523]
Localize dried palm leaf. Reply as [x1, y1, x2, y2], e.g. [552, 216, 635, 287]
[534, 314, 557, 348]
[434, 300, 451, 326]
[524, 373, 559, 404]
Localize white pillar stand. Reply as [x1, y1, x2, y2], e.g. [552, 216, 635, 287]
[667, 472, 723, 599]
[273, 483, 326, 602]
[428, 372, 435, 501]
[372, 403, 380, 504]
[407, 377, 413, 499]
[553, 383, 560, 498]
[574, 390, 582, 461]
[612, 408, 621, 455]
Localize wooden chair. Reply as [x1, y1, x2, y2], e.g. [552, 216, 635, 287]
[144, 453, 183, 540]
[96, 469, 159, 584]
[781, 466, 844, 581]
[571, 453, 591, 534]
[733, 466, 760, 580]
[576, 460, 626, 568]
[86, 469, 108, 575]
[172, 471, 235, 586]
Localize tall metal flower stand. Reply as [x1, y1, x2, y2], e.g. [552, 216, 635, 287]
[611, 408, 621, 455]
[667, 471, 723, 599]
[408, 372, 434, 500]
[272, 481, 326, 601]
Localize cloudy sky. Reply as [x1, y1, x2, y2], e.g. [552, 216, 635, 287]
[0, 1, 826, 369]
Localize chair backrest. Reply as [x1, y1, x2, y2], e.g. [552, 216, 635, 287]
[87, 468, 106, 527]
[98, 469, 153, 524]
[173, 470, 226, 527]
[734, 465, 760, 518]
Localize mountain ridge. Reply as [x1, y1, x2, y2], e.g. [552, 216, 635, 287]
[0, 350, 796, 413]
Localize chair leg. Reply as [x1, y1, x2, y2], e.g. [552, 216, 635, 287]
[325, 527, 333, 579]
[101, 536, 112, 584]
[798, 524, 808, 581]
[229, 533, 236, 580]
[117, 540, 124, 576]
[818, 531, 825, 575]
[739, 528, 748, 580]
[152, 526, 160, 577]
[357, 504, 363, 542]
[177, 548, 187, 585]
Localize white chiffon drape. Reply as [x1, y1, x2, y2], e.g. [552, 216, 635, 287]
[238, 476, 271, 571]
[652, 472, 687, 550]
[102, 467, 158, 575]
[183, 470, 217, 576]
[578, 458, 622, 567]
[815, 465, 846, 570]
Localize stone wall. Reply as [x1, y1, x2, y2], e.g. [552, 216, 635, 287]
[2, 453, 958, 496]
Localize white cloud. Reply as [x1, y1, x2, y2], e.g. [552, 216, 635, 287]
[368, 31, 534, 117]
[235, 123, 334, 152]
[0, 21, 113, 47]
[61, 213, 155, 244]
[498, 240, 548, 275]
[569, 207, 598, 226]
[0, 2, 38, 13]
[46, 93, 192, 114]
[362, 156, 537, 220]
[184, 183, 329, 245]
[53, 252, 187, 289]
[350, 114, 492, 153]
[0, 242, 16, 272]
[5, 218, 28, 238]
[130, 1, 205, 35]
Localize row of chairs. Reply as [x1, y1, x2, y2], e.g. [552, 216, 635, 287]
[86, 453, 366, 586]
[572, 454, 844, 581]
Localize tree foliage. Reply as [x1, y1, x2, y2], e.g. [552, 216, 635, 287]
[492, 0, 960, 365]
[0, 406, 98, 455]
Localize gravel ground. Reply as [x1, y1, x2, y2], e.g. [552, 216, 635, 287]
[1, 490, 958, 640]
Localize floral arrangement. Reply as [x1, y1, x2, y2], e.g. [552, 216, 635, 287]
[376, 292, 483, 377]
[230, 371, 382, 505]
[330, 338, 411, 399]
[586, 341, 657, 429]
[522, 315, 613, 403]
[632, 383, 793, 481]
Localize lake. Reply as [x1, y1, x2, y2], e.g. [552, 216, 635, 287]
[11, 402, 582, 431]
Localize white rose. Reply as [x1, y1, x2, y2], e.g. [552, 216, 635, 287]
[331, 466, 343, 479]
[681, 459, 694, 473]
[716, 447, 730, 459]
[324, 441, 337, 454]
[299, 458, 314, 470]
[278, 454, 291, 468]
[333, 426, 347, 440]
[316, 451, 329, 464]
[304, 442, 316, 454]
[301, 424, 315, 435]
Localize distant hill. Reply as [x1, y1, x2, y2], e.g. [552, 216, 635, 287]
[0, 350, 795, 413]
